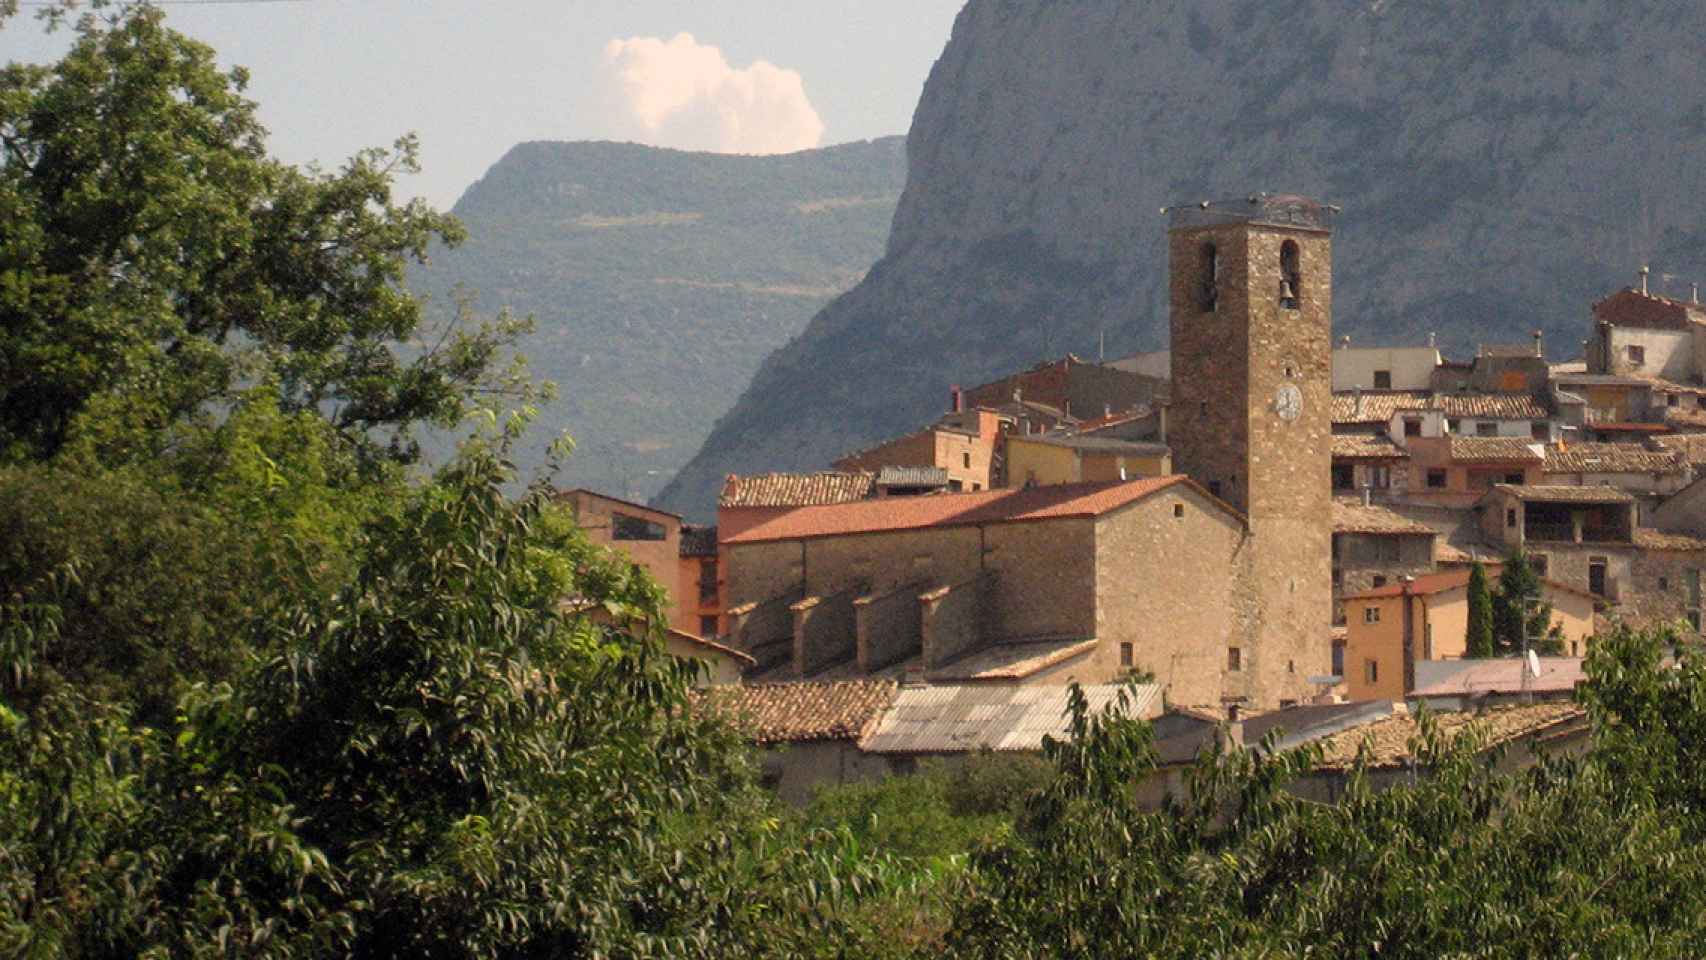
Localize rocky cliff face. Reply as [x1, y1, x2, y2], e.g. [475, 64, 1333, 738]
[655, 0, 1706, 519]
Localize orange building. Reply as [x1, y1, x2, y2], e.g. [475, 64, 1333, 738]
[1340, 569, 1597, 701]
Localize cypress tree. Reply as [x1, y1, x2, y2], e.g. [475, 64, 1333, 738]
[1466, 560, 1496, 658]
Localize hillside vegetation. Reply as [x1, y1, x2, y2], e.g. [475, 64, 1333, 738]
[409, 139, 905, 504]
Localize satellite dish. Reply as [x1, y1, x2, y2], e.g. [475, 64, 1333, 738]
[1526, 650, 1542, 678]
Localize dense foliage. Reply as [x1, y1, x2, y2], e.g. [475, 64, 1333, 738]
[0, 4, 528, 469]
[1493, 551, 1565, 656]
[1466, 559, 1496, 658]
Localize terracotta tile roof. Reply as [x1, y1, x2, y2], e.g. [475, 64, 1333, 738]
[1331, 391, 1435, 424]
[723, 476, 1222, 544]
[1437, 393, 1551, 419]
[1654, 434, 1706, 466]
[719, 472, 875, 509]
[1332, 434, 1410, 460]
[694, 679, 896, 745]
[1664, 407, 1706, 431]
[1341, 568, 1596, 602]
[929, 637, 1100, 681]
[1641, 375, 1706, 397]
[1448, 436, 1543, 463]
[1330, 391, 1550, 424]
[1332, 499, 1438, 536]
[1633, 528, 1706, 551]
[679, 524, 719, 557]
[1544, 442, 1686, 475]
[1486, 483, 1634, 503]
[1593, 287, 1706, 331]
[1312, 703, 1585, 770]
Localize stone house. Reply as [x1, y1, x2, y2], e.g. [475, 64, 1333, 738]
[1331, 434, 1409, 499]
[960, 354, 1164, 423]
[1401, 436, 1544, 507]
[1541, 442, 1692, 508]
[695, 679, 898, 804]
[1331, 498, 1438, 625]
[1340, 569, 1597, 701]
[1477, 484, 1635, 598]
[721, 476, 1326, 709]
[1586, 285, 1706, 383]
[664, 628, 755, 685]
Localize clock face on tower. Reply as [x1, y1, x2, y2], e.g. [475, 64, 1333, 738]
[1274, 383, 1303, 422]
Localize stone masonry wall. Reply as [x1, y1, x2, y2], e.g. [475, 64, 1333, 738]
[792, 586, 862, 675]
[855, 581, 925, 672]
[922, 575, 992, 669]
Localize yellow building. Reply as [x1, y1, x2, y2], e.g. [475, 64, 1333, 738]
[1004, 433, 1171, 488]
[1341, 569, 1597, 701]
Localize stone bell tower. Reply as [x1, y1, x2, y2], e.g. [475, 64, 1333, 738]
[1165, 193, 1335, 707]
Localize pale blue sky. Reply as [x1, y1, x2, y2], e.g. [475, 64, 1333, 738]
[3, 1, 964, 208]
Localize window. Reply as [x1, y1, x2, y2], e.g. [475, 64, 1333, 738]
[612, 512, 667, 541]
[949, 480, 963, 492]
[1659, 577, 1669, 591]
[1628, 345, 1646, 366]
[1505, 508, 1517, 528]
[1404, 418, 1422, 438]
[1476, 421, 1498, 437]
[1373, 370, 1392, 389]
[1531, 421, 1549, 440]
[1120, 642, 1134, 668]
[1589, 557, 1608, 597]
[1447, 418, 1461, 434]
[1372, 575, 1388, 588]
[1504, 472, 1525, 485]
[1669, 394, 1680, 407]
[1697, 396, 1706, 410]
[1173, 503, 1185, 519]
[962, 452, 971, 469]
[1363, 606, 1381, 624]
[1427, 469, 1448, 489]
[1365, 659, 1379, 684]
[1371, 466, 1392, 489]
[1332, 464, 1355, 491]
[1332, 643, 1345, 676]
[699, 615, 718, 638]
[1199, 242, 1219, 311]
[971, 483, 982, 491]
[1279, 240, 1301, 309]
[1531, 554, 1548, 576]
[1227, 647, 1242, 671]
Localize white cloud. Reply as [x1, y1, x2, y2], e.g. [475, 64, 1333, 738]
[600, 33, 825, 155]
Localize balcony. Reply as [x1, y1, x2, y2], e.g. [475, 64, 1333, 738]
[1523, 522, 1575, 543]
[1581, 525, 1631, 544]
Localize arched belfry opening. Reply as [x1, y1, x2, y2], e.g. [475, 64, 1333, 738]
[1199, 242, 1219, 312]
[1279, 240, 1301, 309]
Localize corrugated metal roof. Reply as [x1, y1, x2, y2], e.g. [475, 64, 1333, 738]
[875, 465, 949, 488]
[859, 683, 1161, 754]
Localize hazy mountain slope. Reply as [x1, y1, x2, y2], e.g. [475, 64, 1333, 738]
[409, 138, 905, 500]
[655, 0, 1706, 520]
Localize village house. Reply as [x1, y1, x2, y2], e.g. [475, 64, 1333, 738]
[1331, 497, 1438, 625]
[557, 489, 693, 631]
[959, 354, 1165, 423]
[1003, 432, 1171, 488]
[1340, 569, 1597, 702]
[833, 407, 1005, 492]
[1330, 338, 1442, 392]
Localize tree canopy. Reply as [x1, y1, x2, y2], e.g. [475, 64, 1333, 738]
[0, 4, 525, 468]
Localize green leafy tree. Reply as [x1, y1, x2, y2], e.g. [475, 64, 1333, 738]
[1492, 551, 1564, 656]
[0, 5, 527, 468]
[1466, 559, 1496, 657]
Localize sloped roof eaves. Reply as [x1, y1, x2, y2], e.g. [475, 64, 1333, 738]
[1330, 392, 1550, 424]
[1332, 435, 1411, 460]
[859, 683, 1160, 754]
[1311, 703, 1586, 771]
[1017, 433, 1171, 455]
[1633, 528, 1706, 551]
[667, 628, 757, 666]
[1332, 499, 1439, 536]
[722, 476, 1206, 545]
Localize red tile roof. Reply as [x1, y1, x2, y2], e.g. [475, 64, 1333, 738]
[1543, 442, 1686, 475]
[719, 472, 875, 509]
[723, 476, 1220, 544]
[1332, 434, 1410, 460]
[1633, 528, 1706, 552]
[693, 680, 896, 744]
[1593, 288, 1706, 331]
[1448, 436, 1543, 463]
[1330, 391, 1551, 425]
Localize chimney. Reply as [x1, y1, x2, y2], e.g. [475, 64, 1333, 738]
[1428, 331, 1437, 349]
[1354, 385, 1364, 417]
[1218, 702, 1245, 752]
[950, 385, 964, 413]
[1104, 403, 1112, 418]
[1340, 335, 1351, 350]
[1158, 403, 1168, 444]
[1532, 329, 1544, 358]
[1640, 265, 1651, 296]
[1362, 485, 1373, 507]
[1693, 283, 1700, 305]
